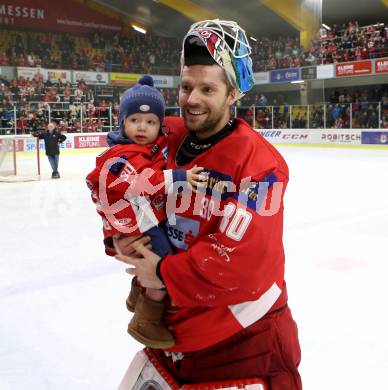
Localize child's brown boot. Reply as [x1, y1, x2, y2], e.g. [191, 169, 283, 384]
[125, 277, 142, 312]
[127, 294, 175, 349]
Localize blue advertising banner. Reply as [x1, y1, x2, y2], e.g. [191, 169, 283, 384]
[270, 68, 300, 83]
[361, 131, 388, 145]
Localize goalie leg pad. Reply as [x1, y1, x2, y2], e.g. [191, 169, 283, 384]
[118, 349, 267, 390]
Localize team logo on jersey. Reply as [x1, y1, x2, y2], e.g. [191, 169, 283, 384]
[151, 194, 165, 210]
[149, 143, 160, 155]
[209, 234, 236, 262]
[108, 155, 129, 176]
[201, 169, 234, 200]
[234, 172, 280, 213]
[166, 215, 200, 250]
[113, 217, 132, 227]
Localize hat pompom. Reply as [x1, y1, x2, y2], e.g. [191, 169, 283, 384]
[139, 75, 154, 87]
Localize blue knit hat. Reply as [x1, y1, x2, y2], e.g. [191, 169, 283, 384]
[118, 75, 165, 131]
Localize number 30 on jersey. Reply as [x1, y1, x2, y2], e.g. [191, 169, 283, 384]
[219, 202, 252, 241]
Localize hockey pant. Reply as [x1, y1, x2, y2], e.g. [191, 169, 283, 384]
[119, 306, 301, 389]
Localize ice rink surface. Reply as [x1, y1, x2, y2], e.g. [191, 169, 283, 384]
[1, 145, 388, 390]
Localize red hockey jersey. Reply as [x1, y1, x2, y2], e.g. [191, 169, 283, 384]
[86, 134, 185, 248]
[160, 117, 289, 352]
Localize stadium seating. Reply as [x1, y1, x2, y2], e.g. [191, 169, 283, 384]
[1, 21, 387, 73]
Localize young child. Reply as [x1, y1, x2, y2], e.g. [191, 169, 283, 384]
[86, 75, 203, 349]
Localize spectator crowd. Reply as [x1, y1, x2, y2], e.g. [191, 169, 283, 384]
[0, 29, 181, 75]
[252, 21, 388, 71]
[0, 74, 180, 133]
[1, 21, 387, 74]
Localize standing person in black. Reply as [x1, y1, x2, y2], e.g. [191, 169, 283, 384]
[32, 122, 66, 179]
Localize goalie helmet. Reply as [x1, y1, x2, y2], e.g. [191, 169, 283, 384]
[181, 19, 256, 98]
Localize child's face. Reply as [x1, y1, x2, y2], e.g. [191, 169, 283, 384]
[123, 113, 160, 145]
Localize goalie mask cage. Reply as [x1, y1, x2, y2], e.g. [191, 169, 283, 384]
[0, 135, 41, 182]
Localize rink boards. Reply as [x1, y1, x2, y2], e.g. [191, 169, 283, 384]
[9, 128, 388, 159]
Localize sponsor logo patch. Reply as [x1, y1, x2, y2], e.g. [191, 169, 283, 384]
[166, 215, 200, 250]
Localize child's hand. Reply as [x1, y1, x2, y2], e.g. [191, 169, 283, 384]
[187, 165, 207, 192]
[113, 234, 152, 256]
